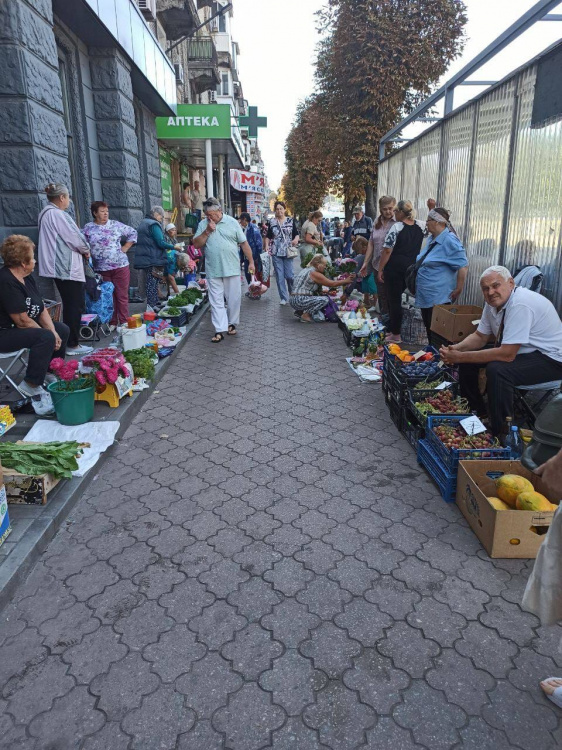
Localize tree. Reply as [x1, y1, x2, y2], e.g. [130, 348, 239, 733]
[283, 96, 336, 219]
[314, 0, 467, 217]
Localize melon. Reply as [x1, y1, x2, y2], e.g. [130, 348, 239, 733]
[515, 491, 556, 512]
[487, 496, 511, 511]
[496, 474, 534, 507]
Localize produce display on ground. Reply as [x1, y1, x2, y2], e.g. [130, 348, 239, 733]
[0, 442, 85, 478]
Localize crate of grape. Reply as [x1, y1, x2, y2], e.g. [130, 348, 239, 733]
[426, 415, 511, 473]
[408, 384, 471, 428]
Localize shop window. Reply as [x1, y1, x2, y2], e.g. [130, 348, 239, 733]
[57, 50, 81, 225]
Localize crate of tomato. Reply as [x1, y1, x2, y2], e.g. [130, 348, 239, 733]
[426, 415, 511, 473]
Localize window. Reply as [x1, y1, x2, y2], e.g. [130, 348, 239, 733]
[221, 73, 229, 97]
[213, 2, 227, 32]
[57, 50, 81, 225]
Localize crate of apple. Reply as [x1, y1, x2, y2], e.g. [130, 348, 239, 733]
[426, 415, 510, 471]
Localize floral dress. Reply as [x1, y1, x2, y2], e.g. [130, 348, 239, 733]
[82, 220, 138, 271]
[289, 267, 330, 315]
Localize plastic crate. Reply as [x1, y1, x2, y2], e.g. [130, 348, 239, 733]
[407, 383, 471, 428]
[402, 405, 424, 450]
[388, 395, 403, 432]
[417, 439, 457, 502]
[159, 309, 187, 327]
[426, 415, 511, 473]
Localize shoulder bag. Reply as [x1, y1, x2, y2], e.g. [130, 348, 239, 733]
[405, 238, 437, 296]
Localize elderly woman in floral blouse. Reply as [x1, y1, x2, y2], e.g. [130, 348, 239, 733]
[83, 202, 137, 328]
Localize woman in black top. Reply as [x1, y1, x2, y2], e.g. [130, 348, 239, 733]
[0, 235, 69, 414]
[377, 200, 425, 343]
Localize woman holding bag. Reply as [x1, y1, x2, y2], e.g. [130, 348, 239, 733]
[265, 201, 299, 306]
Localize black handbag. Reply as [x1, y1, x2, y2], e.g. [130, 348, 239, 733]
[521, 394, 562, 471]
[406, 239, 437, 296]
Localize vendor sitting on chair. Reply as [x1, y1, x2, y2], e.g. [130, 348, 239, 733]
[0, 235, 69, 416]
[440, 265, 562, 436]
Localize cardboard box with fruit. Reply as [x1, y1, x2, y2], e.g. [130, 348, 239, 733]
[456, 460, 560, 558]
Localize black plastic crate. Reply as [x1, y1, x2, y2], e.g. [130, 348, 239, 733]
[407, 383, 471, 428]
[388, 395, 403, 432]
[426, 415, 511, 473]
[159, 309, 187, 327]
[402, 405, 424, 450]
[417, 439, 457, 503]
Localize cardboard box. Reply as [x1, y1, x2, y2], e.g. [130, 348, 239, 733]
[0, 459, 11, 548]
[430, 305, 483, 343]
[456, 460, 559, 558]
[4, 469, 59, 505]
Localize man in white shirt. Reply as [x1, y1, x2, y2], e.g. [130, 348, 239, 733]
[440, 265, 562, 435]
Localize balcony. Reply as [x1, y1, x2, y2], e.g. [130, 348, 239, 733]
[186, 36, 220, 94]
[156, 0, 199, 40]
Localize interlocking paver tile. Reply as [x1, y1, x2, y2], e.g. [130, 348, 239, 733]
[213, 683, 286, 750]
[2, 298, 557, 748]
[303, 682, 376, 750]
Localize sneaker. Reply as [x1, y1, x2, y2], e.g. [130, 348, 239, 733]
[385, 334, 402, 344]
[67, 344, 93, 356]
[108, 324, 117, 333]
[43, 373, 57, 386]
[279, 300, 287, 306]
[18, 383, 55, 416]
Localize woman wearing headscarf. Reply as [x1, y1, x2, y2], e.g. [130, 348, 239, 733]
[38, 183, 92, 355]
[377, 200, 425, 344]
[265, 201, 299, 306]
[415, 207, 468, 342]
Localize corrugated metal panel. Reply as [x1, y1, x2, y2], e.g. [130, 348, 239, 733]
[377, 159, 389, 202]
[417, 128, 441, 220]
[504, 66, 562, 304]
[386, 151, 403, 200]
[463, 80, 516, 305]
[401, 141, 420, 206]
[441, 104, 475, 245]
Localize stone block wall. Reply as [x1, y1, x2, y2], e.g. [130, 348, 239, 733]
[0, 0, 69, 242]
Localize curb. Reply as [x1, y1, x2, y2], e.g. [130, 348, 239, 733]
[0, 303, 209, 612]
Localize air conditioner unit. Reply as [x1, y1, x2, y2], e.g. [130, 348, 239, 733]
[138, 0, 156, 21]
[174, 63, 184, 85]
[209, 90, 217, 103]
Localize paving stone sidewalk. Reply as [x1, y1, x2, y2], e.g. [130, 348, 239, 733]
[1, 285, 561, 749]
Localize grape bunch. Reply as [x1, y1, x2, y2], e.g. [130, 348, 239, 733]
[433, 423, 498, 452]
[416, 391, 470, 416]
[414, 378, 446, 390]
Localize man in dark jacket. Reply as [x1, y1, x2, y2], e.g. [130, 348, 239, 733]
[351, 205, 373, 243]
[134, 206, 180, 310]
[238, 212, 263, 284]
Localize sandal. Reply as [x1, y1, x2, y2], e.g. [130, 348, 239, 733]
[211, 333, 224, 343]
[227, 325, 237, 335]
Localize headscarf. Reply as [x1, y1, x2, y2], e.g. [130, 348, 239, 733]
[427, 209, 450, 228]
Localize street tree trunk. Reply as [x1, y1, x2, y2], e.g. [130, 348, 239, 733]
[365, 184, 376, 220]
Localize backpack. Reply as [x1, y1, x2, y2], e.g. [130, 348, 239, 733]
[513, 265, 543, 293]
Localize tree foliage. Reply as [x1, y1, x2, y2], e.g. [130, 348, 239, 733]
[285, 0, 467, 217]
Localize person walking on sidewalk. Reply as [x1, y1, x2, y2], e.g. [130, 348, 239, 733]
[82, 201, 137, 329]
[265, 201, 300, 305]
[193, 198, 255, 343]
[361, 195, 396, 317]
[37, 182, 92, 356]
[238, 212, 263, 285]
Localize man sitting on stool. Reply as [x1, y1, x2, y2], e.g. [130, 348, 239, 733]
[440, 265, 562, 436]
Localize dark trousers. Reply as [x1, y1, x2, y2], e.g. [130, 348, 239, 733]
[384, 263, 408, 335]
[459, 351, 562, 435]
[377, 276, 388, 315]
[54, 279, 85, 347]
[0, 321, 69, 386]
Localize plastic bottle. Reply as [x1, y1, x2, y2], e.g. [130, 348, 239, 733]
[505, 424, 523, 459]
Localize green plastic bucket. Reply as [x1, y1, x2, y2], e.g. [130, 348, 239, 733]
[47, 379, 95, 425]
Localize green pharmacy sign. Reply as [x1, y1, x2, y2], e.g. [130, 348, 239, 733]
[156, 104, 232, 140]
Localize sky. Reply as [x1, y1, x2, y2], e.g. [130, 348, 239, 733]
[231, 0, 562, 191]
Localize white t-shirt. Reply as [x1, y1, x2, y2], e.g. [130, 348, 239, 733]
[478, 287, 562, 363]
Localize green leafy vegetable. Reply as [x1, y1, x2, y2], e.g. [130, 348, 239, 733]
[124, 348, 156, 380]
[0, 441, 84, 479]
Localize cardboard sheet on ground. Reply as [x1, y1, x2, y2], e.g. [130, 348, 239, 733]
[346, 358, 382, 382]
[23, 420, 120, 476]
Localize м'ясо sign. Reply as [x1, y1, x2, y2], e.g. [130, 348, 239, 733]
[156, 104, 232, 140]
[230, 169, 265, 195]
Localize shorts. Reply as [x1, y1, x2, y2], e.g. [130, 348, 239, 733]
[361, 272, 377, 295]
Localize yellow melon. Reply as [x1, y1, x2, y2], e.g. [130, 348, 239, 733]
[496, 475, 534, 507]
[515, 491, 556, 512]
[487, 497, 511, 511]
